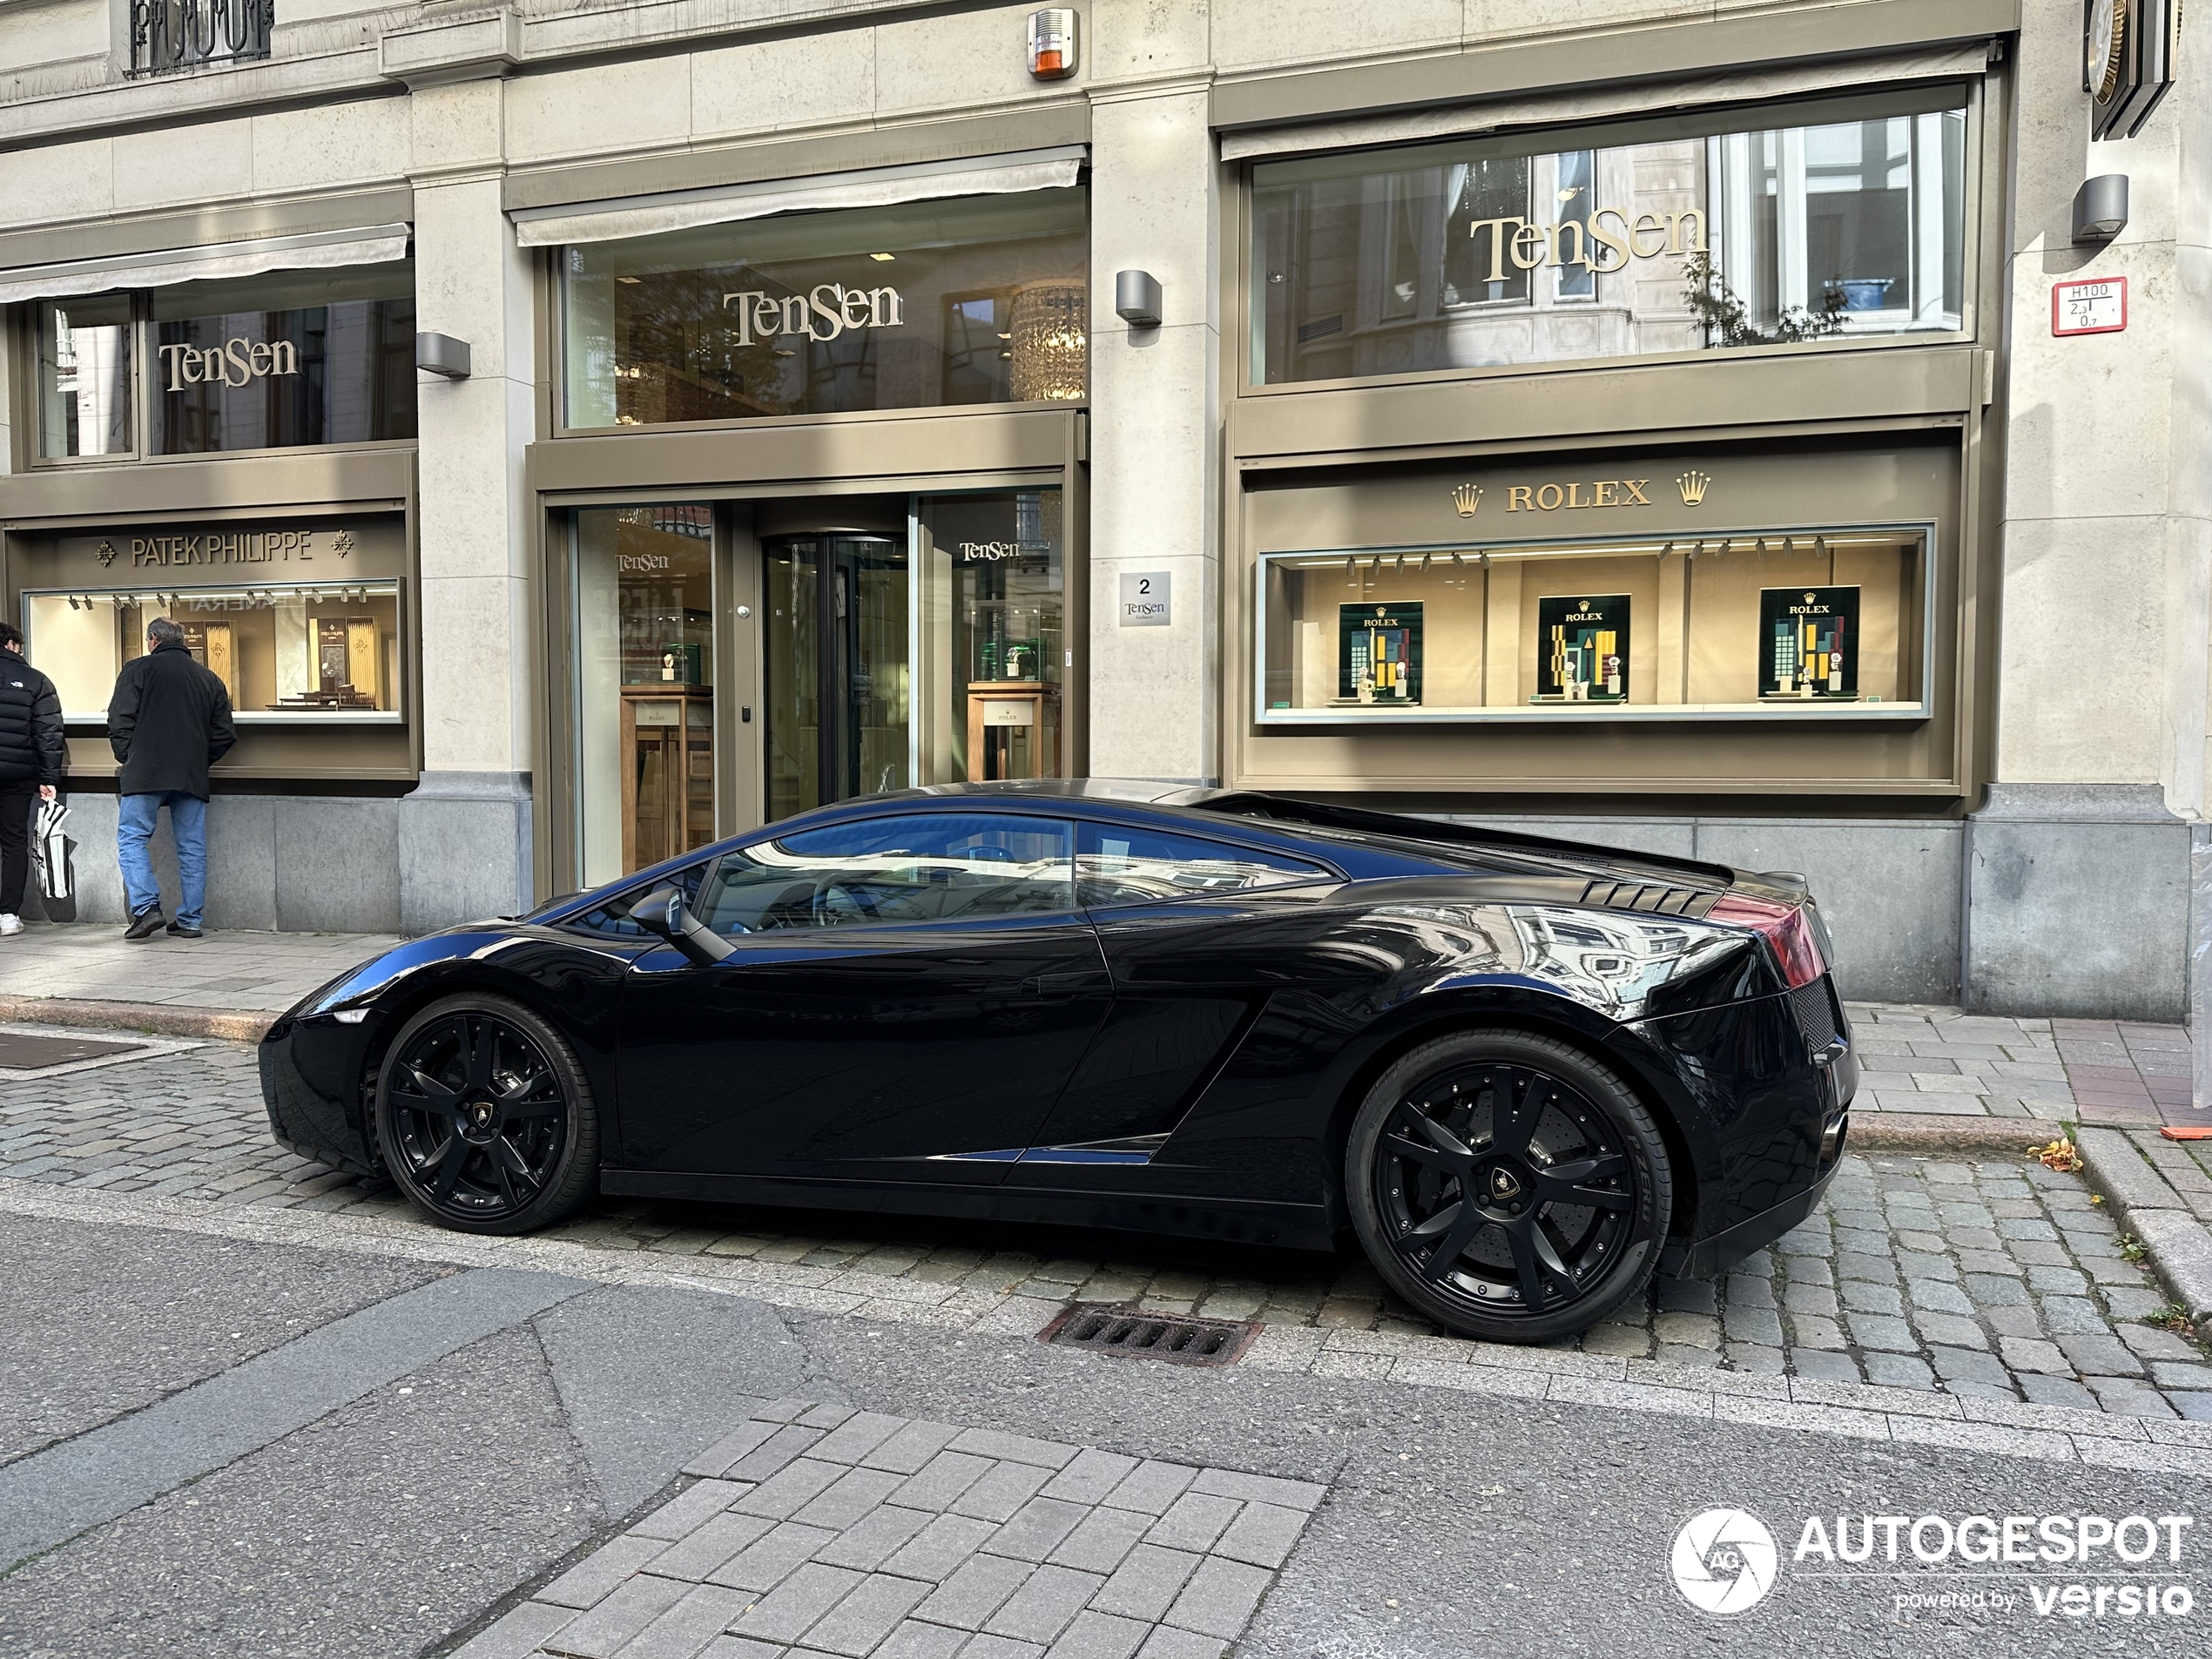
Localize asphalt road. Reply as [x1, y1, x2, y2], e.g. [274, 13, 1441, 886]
[3, 1208, 2207, 1658]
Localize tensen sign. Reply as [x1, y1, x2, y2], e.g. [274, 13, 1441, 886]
[157, 338, 300, 392]
[722, 283, 905, 346]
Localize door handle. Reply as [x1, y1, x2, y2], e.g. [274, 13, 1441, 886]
[1021, 970, 1096, 999]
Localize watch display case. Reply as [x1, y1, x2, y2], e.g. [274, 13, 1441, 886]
[1258, 528, 1926, 722]
[25, 582, 402, 720]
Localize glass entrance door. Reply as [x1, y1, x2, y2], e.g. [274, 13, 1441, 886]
[764, 533, 909, 819]
[572, 504, 723, 889]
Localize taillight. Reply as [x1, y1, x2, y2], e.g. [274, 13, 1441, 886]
[1709, 894, 1826, 989]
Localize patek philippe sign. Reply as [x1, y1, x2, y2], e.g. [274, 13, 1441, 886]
[55, 524, 361, 570]
[721, 283, 906, 347]
[157, 338, 300, 392]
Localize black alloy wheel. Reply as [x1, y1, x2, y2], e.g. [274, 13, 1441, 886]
[375, 993, 598, 1235]
[1347, 1028, 1670, 1344]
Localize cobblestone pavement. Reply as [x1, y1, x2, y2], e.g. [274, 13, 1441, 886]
[456, 1398, 1322, 1659]
[1844, 1001, 2201, 1128]
[4, 1033, 2208, 1425]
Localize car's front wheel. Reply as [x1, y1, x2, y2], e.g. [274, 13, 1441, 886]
[374, 993, 598, 1234]
[1346, 1028, 1670, 1344]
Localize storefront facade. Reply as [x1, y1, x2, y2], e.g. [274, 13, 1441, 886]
[0, 0, 2201, 1022]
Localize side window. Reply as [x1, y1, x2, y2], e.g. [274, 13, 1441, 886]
[564, 862, 707, 938]
[696, 813, 1076, 934]
[1076, 823, 1334, 907]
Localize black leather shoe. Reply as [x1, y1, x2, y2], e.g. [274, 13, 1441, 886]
[165, 921, 203, 939]
[123, 908, 165, 941]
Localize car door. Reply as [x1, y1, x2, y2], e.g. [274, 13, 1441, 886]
[1009, 818, 1341, 1167]
[617, 810, 1112, 1184]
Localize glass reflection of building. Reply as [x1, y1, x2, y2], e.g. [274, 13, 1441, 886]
[1252, 87, 1968, 385]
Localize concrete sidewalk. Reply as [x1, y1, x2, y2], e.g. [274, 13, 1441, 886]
[0, 922, 402, 1038]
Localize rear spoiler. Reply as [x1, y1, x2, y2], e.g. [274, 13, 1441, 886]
[1187, 791, 1741, 888]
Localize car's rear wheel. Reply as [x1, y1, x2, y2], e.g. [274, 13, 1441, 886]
[1346, 1028, 1670, 1344]
[374, 994, 598, 1235]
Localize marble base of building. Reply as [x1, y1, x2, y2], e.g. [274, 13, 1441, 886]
[23, 776, 530, 937]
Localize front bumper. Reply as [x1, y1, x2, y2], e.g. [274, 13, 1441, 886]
[260, 1019, 379, 1177]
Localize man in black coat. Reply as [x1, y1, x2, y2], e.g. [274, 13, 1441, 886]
[0, 621, 64, 937]
[107, 617, 236, 941]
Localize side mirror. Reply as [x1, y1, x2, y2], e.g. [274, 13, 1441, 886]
[630, 885, 734, 966]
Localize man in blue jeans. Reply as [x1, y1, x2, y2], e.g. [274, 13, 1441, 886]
[106, 616, 236, 941]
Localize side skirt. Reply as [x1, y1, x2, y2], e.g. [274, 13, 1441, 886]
[597, 1169, 1339, 1252]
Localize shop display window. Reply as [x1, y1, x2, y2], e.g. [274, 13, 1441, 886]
[152, 264, 417, 453]
[32, 261, 416, 460]
[561, 189, 1087, 428]
[37, 294, 133, 458]
[1258, 529, 1928, 721]
[573, 505, 717, 887]
[1251, 86, 1969, 385]
[915, 492, 1065, 786]
[23, 582, 402, 720]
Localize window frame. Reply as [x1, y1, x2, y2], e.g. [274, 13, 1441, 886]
[17, 267, 421, 471]
[700, 808, 1086, 935]
[1251, 517, 1939, 728]
[1238, 79, 1986, 399]
[1072, 813, 1343, 908]
[547, 185, 1096, 440]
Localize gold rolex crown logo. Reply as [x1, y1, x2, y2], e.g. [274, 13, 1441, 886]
[1677, 469, 1711, 505]
[1805, 591, 1817, 604]
[1452, 482, 1483, 518]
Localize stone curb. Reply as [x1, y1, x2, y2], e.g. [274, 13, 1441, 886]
[0, 996, 272, 1043]
[6, 1177, 2212, 1478]
[1847, 1113, 2067, 1154]
[2076, 1127, 2212, 1332]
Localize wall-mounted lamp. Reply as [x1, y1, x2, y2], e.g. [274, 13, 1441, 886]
[416, 332, 473, 380]
[1114, 269, 1163, 329]
[1027, 9, 1076, 78]
[2072, 174, 2130, 244]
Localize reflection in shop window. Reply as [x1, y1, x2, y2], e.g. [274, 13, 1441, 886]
[24, 583, 401, 718]
[1252, 86, 1968, 384]
[915, 492, 1064, 787]
[573, 506, 716, 887]
[37, 296, 134, 458]
[150, 264, 417, 453]
[1258, 529, 1928, 719]
[562, 189, 1087, 428]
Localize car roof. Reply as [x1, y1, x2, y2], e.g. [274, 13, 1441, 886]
[531, 781, 1737, 925]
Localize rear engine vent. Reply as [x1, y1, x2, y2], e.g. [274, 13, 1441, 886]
[1580, 880, 1706, 915]
[1040, 1304, 1260, 1367]
[1790, 979, 1842, 1059]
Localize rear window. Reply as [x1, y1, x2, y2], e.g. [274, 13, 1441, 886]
[1076, 823, 1332, 907]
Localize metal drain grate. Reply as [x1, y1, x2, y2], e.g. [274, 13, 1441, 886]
[0, 1032, 145, 1071]
[1039, 1303, 1261, 1368]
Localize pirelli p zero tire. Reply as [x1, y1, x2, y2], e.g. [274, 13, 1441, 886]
[374, 993, 599, 1235]
[1347, 1028, 1671, 1345]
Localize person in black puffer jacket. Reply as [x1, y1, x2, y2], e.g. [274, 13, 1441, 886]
[107, 617, 236, 940]
[0, 621, 64, 936]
